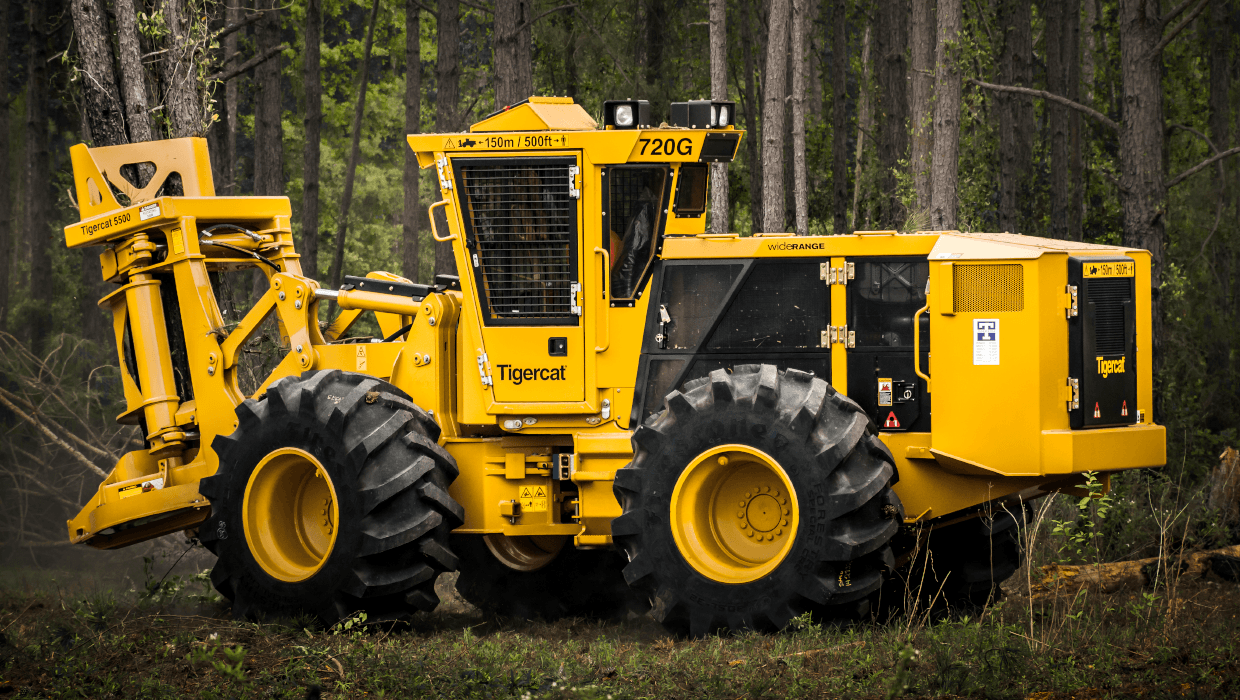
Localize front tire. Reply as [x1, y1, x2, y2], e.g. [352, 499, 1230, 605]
[613, 365, 903, 636]
[198, 369, 463, 625]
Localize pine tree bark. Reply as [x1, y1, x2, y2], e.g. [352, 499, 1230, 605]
[495, 0, 534, 109]
[435, 0, 461, 277]
[71, 0, 127, 146]
[1117, 0, 1168, 376]
[909, 0, 935, 212]
[1208, 0, 1231, 218]
[223, 2, 242, 193]
[709, 0, 729, 233]
[874, 0, 909, 228]
[832, 0, 848, 235]
[0, 0, 11, 328]
[301, 0, 323, 279]
[403, 1, 422, 282]
[26, 0, 52, 352]
[997, 0, 1033, 233]
[740, 1, 763, 235]
[761, 0, 791, 233]
[928, 0, 961, 229]
[162, 0, 200, 137]
[1045, 0, 1081, 239]
[114, 0, 153, 144]
[253, 1, 283, 196]
[791, 0, 808, 235]
[328, 0, 382, 290]
[852, 24, 872, 229]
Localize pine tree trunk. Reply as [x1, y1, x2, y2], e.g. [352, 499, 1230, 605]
[928, 0, 961, 229]
[495, 0, 533, 109]
[1208, 0, 1231, 221]
[709, 0, 729, 233]
[162, 0, 199, 138]
[435, 0, 460, 277]
[740, 1, 763, 236]
[0, 1, 11, 328]
[1067, 0, 1082, 241]
[874, 0, 909, 229]
[301, 0, 322, 280]
[790, 0, 808, 235]
[253, 1, 283, 196]
[997, 0, 1033, 233]
[329, 0, 382, 290]
[761, 0, 791, 233]
[852, 24, 872, 229]
[909, 0, 935, 212]
[832, 0, 848, 235]
[403, 1, 422, 282]
[1083, 0, 1097, 103]
[115, 0, 152, 143]
[1045, 0, 1078, 240]
[71, 0, 126, 146]
[224, 2, 241, 193]
[26, 0, 52, 352]
[1117, 0, 1166, 374]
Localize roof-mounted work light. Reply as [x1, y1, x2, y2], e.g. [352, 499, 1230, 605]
[603, 100, 652, 129]
[670, 100, 736, 129]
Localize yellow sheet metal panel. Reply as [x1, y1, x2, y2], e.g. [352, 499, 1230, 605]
[1039, 424, 1166, 473]
[663, 233, 939, 259]
[928, 258, 1044, 474]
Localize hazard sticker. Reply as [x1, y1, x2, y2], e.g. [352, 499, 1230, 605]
[1121, 400, 1129, 417]
[518, 485, 548, 512]
[139, 202, 161, 221]
[356, 345, 367, 372]
[878, 379, 892, 407]
[883, 411, 901, 429]
[1093, 402, 1101, 418]
[973, 319, 1000, 365]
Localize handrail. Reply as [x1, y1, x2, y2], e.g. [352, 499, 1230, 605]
[428, 199, 456, 242]
[913, 301, 931, 391]
[593, 246, 611, 352]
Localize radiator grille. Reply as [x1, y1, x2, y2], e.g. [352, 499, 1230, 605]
[1088, 278, 1130, 354]
[953, 264, 1025, 312]
[460, 162, 576, 320]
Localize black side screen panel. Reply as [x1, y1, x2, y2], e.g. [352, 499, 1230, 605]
[1068, 256, 1138, 428]
[850, 259, 930, 349]
[706, 261, 829, 351]
[455, 157, 578, 326]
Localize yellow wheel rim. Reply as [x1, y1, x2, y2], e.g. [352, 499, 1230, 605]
[243, 448, 339, 582]
[483, 534, 566, 572]
[670, 444, 800, 585]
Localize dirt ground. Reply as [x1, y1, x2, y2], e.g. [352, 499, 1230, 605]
[1, 545, 1239, 700]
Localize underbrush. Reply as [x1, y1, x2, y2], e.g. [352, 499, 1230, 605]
[0, 565, 1237, 699]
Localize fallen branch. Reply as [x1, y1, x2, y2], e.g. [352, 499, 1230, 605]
[0, 389, 107, 478]
[1024, 544, 1240, 602]
[208, 43, 288, 83]
[777, 640, 865, 659]
[968, 78, 1119, 132]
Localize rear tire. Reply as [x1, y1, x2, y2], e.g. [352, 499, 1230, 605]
[886, 502, 1031, 614]
[199, 369, 463, 625]
[613, 365, 903, 636]
[451, 534, 635, 620]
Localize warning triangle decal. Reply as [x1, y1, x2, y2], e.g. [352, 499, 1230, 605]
[1121, 400, 1128, 417]
[883, 412, 901, 429]
[1093, 403, 1101, 418]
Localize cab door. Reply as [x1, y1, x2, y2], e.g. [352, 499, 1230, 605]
[453, 155, 585, 403]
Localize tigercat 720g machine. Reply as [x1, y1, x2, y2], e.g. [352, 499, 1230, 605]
[63, 96, 1164, 634]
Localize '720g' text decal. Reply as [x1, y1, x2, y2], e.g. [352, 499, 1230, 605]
[638, 137, 694, 156]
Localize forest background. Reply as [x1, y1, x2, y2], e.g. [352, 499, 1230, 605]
[0, 0, 1236, 550]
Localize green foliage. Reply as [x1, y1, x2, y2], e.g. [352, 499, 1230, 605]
[1049, 471, 1114, 563]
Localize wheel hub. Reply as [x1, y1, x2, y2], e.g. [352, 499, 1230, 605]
[242, 447, 339, 582]
[670, 445, 800, 584]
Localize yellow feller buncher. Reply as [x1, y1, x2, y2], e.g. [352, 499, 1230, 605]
[63, 96, 1165, 634]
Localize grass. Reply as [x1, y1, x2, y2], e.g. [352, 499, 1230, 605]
[0, 564, 1238, 699]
